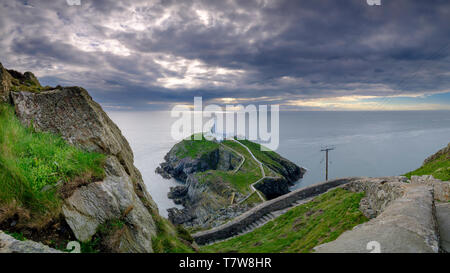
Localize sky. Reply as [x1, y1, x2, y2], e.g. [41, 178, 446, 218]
[0, 0, 449, 111]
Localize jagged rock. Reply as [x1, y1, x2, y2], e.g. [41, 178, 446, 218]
[167, 208, 196, 226]
[0, 231, 62, 253]
[341, 176, 408, 218]
[157, 145, 239, 182]
[11, 88, 149, 191]
[262, 154, 305, 184]
[254, 177, 290, 200]
[0, 63, 12, 103]
[62, 156, 157, 252]
[10, 87, 159, 252]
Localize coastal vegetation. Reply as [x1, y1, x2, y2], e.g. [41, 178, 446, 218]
[202, 188, 368, 253]
[405, 145, 450, 181]
[0, 103, 106, 229]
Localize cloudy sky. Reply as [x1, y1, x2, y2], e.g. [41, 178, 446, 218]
[1, 0, 449, 110]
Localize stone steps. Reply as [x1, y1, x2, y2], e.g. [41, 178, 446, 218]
[203, 197, 316, 246]
[194, 177, 362, 245]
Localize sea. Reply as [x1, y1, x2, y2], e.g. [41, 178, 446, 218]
[107, 110, 450, 217]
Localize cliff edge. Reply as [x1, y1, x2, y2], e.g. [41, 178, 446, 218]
[0, 62, 193, 253]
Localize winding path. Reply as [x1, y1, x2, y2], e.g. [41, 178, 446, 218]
[228, 139, 268, 203]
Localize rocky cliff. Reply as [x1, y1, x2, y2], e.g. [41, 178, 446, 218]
[156, 137, 305, 230]
[0, 63, 191, 253]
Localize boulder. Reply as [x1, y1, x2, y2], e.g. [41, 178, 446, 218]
[62, 156, 156, 252]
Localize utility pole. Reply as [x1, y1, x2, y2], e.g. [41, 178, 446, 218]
[320, 146, 335, 181]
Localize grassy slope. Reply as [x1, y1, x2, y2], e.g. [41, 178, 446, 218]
[177, 136, 262, 194]
[202, 188, 367, 253]
[175, 137, 288, 195]
[0, 103, 106, 227]
[237, 139, 285, 174]
[175, 133, 220, 159]
[0, 103, 194, 253]
[405, 153, 450, 181]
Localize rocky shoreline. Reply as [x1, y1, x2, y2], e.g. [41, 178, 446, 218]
[156, 137, 305, 230]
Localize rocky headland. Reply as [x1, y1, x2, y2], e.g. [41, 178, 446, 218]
[156, 136, 306, 230]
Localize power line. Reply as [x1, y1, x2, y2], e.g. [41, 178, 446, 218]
[320, 145, 335, 181]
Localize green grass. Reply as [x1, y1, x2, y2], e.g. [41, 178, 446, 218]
[202, 188, 368, 253]
[213, 170, 260, 194]
[0, 103, 106, 227]
[237, 139, 285, 173]
[4, 231, 27, 241]
[240, 191, 263, 206]
[405, 154, 450, 181]
[192, 140, 262, 194]
[151, 214, 195, 253]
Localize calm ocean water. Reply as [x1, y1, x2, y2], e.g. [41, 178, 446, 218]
[108, 110, 450, 217]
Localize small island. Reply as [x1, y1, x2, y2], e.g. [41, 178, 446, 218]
[156, 133, 306, 230]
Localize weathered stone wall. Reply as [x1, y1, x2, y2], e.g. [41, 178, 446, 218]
[315, 184, 439, 253]
[193, 177, 363, 245]
[341, 176, 408, 218]
[411, 175, 450, 202]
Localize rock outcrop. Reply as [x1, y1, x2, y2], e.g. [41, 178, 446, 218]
[0, 63, 171, 252]
[0, 63, 12, 103]
[156, 144, 240, 181]
[167, 173, 238, 228]
[341, 176, 408, 218]
[0, 231, 62, 253]
[158, 143, 244, 228]
[315, 179, 440, 253]
[10, 87, 158, 252]
[410, 175, 450, 202]
[254, 177, 290, 200]
[424, 143, 450, 165]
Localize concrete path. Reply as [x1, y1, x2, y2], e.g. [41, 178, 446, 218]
[228, 139, 267, 202]
[314, 184, 439, 253]
[436, 202, 450, 253]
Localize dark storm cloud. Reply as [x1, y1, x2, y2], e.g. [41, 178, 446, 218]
[0, 0, 449, 109]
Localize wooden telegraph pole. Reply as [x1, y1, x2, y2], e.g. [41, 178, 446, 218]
[320, 146, 335, 181]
